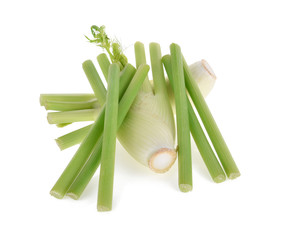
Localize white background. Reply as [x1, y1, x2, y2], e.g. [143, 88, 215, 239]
[1, 0, 283, 239]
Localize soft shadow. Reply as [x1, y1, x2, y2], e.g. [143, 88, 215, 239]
[76, 174, 100, 203]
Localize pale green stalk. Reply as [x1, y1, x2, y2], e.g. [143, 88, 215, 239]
[162, 55, 226, 183]
[54, 64, 136, 150]
[134, 42, 153, 93]
[50, 64, 138, 199]
[47, 109, 100, 124]
[97, 63, 120, 211]
[97, 53, 111, 81]
[82, 60, 106, 106]
[170, 43, 192, 192]
[66, 64, 150, 199]
[56, 124, 92, 150]
[149, 43, 175, 137]
[44, 99, 100, 111]
[183, 57, 240, 179]
[50, 108, 106, 199]
[50, 60, 111, 199]
[40, 93, 95, 106]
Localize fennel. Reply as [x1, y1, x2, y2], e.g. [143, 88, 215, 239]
[40, 25, 240, 207]
[162, 55, 226, 183]
[66, 64, 150, 199]
[50, 64, 149, 199]
[97, 63, 120, 211]
[117, 42, 176, 173]
[170, 43, 192, 192]
[183, 57, 240, 179]
[52, 59, 216, 150]
[85, 26, 177, 173]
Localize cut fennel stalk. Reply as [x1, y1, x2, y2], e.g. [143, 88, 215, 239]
[53, 57, 217, 172]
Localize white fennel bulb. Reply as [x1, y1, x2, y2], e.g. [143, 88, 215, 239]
[117, 42, 216, 173]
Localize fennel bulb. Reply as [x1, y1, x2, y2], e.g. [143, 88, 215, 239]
[117, 47, 216, 173]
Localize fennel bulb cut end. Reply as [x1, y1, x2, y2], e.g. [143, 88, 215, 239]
[50, 190, 64, 199]
[179, 184, 193, 192]
[189, 59, 216, 98]
[148, 148, 177, 173]
[200, 59, 216, 80]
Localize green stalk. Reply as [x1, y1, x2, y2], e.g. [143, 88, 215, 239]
[82, 60, 107, 106]
[134, 42, 153, 93]
[170, 43, 192, 192]
[162, 55, 226, 183]
[183, 57, 240, 179]
[55, 124, 92, 150]
[50, 64, 137, 199]
[44, 99, 100, 111]
[97, 63, 120, 211]
[150, 43, 168, 95]
[54, 64, 136, 150]
[97, 53, 111, 81]
[40, 93, 95, 106]
[47, 109, 100, 124]
[50, 109, 106, 199]
[66, 64, 150, 199]
[149, 43, 175, 136]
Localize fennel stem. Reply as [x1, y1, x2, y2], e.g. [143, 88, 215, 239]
[170, 43, 192, 192]
[97, 63, 120, 211]
[148, 42, 176, 172]
[44, 99, 99, 111]
[40, 93, 95, 106]
[162, 55, 226, 183]
[82, 60, 107, 106]
[47, 109, 100, 124]
[54, 64, 136, 150]
[66, 64, 150, 199]
[183, 57, 240, 179]
[56, 124, 92, 151]
[134, 42, 153, 93]
[97, 53, 111, 81]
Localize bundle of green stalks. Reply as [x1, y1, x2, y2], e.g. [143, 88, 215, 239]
[40, 25, 240, 211]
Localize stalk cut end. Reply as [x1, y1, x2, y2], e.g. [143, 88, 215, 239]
[179, 184, 193, 192]
[66, 192, 79, 200]
[55, 138, 64, 151]
[213, 174, 226, 183]
[97, 205, 112, 212]
[50, 190, 64, 199]
[228, 172, 241, 180]
[148, 148, 177, 173]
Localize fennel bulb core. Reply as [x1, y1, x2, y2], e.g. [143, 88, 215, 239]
[149, 148, 177, 173]
[189, 59, 216, 97]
